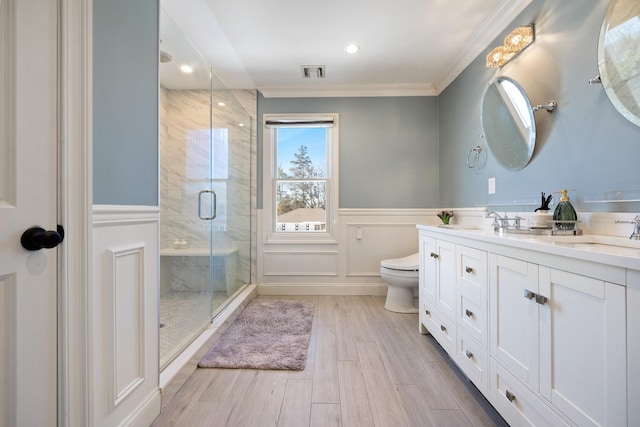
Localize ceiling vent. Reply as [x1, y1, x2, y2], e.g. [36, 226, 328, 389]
[301, 65, 326, 79]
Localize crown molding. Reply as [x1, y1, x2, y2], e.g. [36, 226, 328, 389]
[259, 82, 438, 98]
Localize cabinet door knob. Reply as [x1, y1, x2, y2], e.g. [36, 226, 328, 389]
[465, 350, 473, 359]
[505, 390, 516, 403]
[465, 309, 473, 317]
[440, 324, 447, 332]
[430, 252, 439, 259]
[465, 266, 473, 273]
[425, 309, 431, 316]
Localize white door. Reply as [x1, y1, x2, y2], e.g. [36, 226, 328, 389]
[489, 254, 539, 390]
[434, 239, 456, 320]
[538, 267, 627, 427]
[0, 0, 59, 425]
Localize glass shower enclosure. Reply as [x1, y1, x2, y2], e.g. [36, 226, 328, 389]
[159, 9, 251, 369]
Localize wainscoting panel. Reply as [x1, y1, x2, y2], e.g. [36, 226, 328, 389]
[346, 223, 420, 276]
[263, 250, 339, 276]
[257, 208, 460, 295]
[92, 205, 161, 427]
[107, 243, 146, 408]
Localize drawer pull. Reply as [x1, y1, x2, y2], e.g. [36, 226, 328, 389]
[465, 266, 473, 273]
[505, 390, 516, 403]
[465, 350, 473, 359]
[465, 309, 473, 317]
[440, 324, 446, 332]
[524, 289, 548, 305]
[535, 294, 548, 305]
[430, 252, 439, 259]
[425, 309, 431, 316]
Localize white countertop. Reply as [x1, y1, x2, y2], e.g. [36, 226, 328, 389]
[417, 224, 640, 271]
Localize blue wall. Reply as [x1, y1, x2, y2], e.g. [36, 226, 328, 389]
[439, 0, 640, 212]
[92, 0, 640, 213]
[257, 94, 440, 209]
[93, 0, 159, 206]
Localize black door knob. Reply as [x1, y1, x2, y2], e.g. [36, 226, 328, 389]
[21, 225, 65, 251]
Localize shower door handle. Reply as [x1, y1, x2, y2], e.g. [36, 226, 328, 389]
[198, 189, 217, 220]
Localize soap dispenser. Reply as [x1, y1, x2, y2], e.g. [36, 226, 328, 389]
[553, 189, 577, 230]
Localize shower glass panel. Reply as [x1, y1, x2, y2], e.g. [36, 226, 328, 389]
[159, 9, 251, 369]
[210, 87, 251, 317]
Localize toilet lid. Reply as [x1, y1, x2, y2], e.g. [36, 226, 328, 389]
[381, 253, 419, 271]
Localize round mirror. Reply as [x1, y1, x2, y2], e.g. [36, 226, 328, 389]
[480, 76, 536, 171]
[598, 0, 640, 127]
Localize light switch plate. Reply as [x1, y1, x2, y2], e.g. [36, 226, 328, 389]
[488, 177, 496, 194]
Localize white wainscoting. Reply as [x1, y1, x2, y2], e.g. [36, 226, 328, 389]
[92, 205, 160, 427]
[263, 250, 339, 276]
[257, 208, 468, 295]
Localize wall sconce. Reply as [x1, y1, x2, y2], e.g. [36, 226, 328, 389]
[486, 24, 535, 68]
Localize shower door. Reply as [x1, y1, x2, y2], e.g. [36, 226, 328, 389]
[210, 85, 251, 316]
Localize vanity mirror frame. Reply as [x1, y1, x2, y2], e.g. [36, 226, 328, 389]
[480, 76, 536, 171]
[597, 0, 640, 127]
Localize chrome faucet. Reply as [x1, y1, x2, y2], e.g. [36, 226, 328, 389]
[486, 211, 506, 229]
[615, 215, 640, 240]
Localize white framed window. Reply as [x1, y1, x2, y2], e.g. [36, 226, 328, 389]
[263, 114, 339, 242]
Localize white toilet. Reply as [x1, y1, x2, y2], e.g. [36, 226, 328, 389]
[380, 253, 419, 313]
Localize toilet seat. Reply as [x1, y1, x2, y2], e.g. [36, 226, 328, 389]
[380, 253, 419, 271]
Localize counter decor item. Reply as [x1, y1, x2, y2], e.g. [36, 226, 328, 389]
[535, 192, 553, 212]
[553, 189, 578, 230]
[437, 210, 454, 225]
[533, 192, 553, 228]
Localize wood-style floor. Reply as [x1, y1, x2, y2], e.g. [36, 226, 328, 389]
[151, 295, 507, 427]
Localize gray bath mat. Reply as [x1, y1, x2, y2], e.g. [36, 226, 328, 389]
[198, 299, 315, 371]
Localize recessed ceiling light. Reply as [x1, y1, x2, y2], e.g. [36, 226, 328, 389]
[180, 64, 193, 73]
[345, 44, 360, 54]
[238, 123, 245, 127]
[218, 102, 226, 107]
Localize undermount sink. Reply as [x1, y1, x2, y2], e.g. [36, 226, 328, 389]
[551, 236, 640, 253]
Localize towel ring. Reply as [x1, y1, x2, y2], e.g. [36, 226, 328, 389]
[467, 146, 482, 168]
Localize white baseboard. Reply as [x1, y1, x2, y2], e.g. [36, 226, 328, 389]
[257, 283, 388, 296]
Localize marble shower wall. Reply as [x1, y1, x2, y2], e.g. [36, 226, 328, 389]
[160, 86, 256, 286]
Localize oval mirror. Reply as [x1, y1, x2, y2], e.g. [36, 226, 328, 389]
[480, 76, 536, 171]
[598, 0, 640, 127]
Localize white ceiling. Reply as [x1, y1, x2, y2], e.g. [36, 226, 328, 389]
[161, 0, 532, 97]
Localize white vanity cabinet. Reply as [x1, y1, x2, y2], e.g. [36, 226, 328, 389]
[490, 255, 627, 427]
[455, 245, 489, 390]
[417, 225, 635, 427]
[419, 235, 457, 353]
[421, 236, 456, 318]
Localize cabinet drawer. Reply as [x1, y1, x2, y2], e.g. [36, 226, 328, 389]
[458, 245, 488, 299]
[457, 329, 488, 391]
[421, 301, 456, 355]
[491, 359, 573, 427]
[457, 292, 487, 347]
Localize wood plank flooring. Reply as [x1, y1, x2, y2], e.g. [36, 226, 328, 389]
[151, 296, 507, 427]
